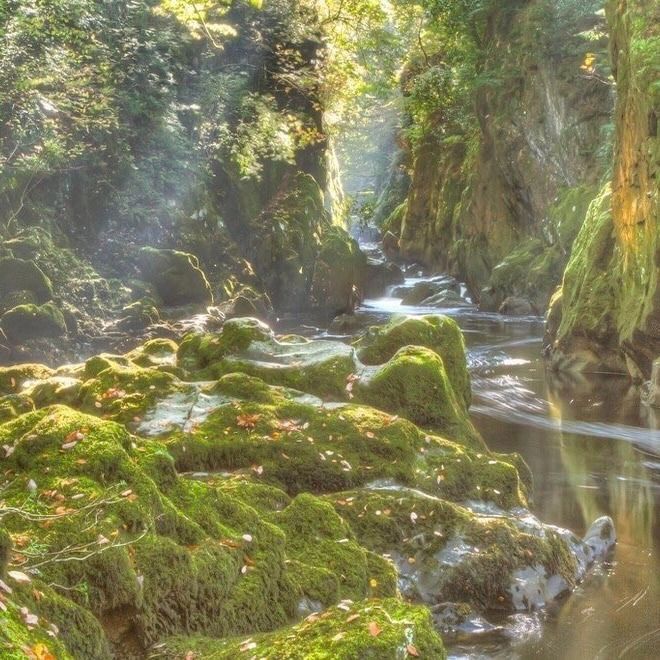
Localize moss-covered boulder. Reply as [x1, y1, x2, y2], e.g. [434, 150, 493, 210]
[0, 257, 53, 305]
[178, 319, 357, 401]
[138, 247, 213, 306]
[325, 487, 593, 611]
[158, 598, 447, 659]
[161, 373, 525, 509]
[0, 364, 54, 394]
[356, 346, 481, 448]
[310, 226, 367, 315]
[0, 302, 67, 342]
[356, 315, 471, 409]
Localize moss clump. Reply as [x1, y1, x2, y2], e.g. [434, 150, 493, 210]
[276, 494, 390, 602]
[0, 394, 35, 423]
[137, 247, 213, 306]
[0, 257, 53, 304]
[0, 364, 54, 395]
[179, 320, 357, 400]
[79, 361, 180, 423]
[177, 318, 274, 371]
[356, 346, 482, 448]
[0, 302, 67, 342]
[158, 598, 446, 659]
[548, 185, 626, 372]
[127, 338, 179, 368]
[356, 315, 471, 409]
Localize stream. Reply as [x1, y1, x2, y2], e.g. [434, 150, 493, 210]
[280, 263, 660, 659]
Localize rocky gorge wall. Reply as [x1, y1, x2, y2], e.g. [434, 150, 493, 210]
[545, 0, 660, 378]
[383, 0, 613, 313]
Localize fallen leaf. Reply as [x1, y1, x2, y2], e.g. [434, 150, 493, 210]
[406, 643, 420, 657]
[346, 613, 360, 623]
[8, 570, 31, 584]
[239, 640, 257, 652]
[331, 632, 346, 642]
[368, 621, 382, 637]
[30, 643, 54, 660]
[236, 413, 261, 430]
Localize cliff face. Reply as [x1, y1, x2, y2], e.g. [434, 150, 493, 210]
[546, 0, 659, 378]
[390, 0, 613, 312]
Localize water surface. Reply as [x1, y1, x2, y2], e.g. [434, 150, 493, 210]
[352, 285, 660, 659]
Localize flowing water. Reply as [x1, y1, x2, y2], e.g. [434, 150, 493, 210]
[285, 267, 660, 659]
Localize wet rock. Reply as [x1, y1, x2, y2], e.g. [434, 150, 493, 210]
[431, 602, 504, 639]
[499, 296, 534, 316]
[357, 345, 481, 446]
[310, 226, 367, 315]
[0, 302, 67, 342]
[328, 312, 382, 335]
[641, 358, 660, 408]
[382, 230, 400, 259]
[420, 289, 471, 308]
[115, 299, 161, 332]
[137, 247, 213, 306]
[363, 260, 405, 298]
[219, 286, 272, 320]
[0, 257, 53, 305]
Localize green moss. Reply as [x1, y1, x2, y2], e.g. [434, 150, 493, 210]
[277, 494, 376, 601]
[0, 593, 74, 660]
[0, 257, 53, 303]
[0, 302, 67, 341]
[310, 226, 367, 314]
[177, 318, 274, 371]
[128, 338, 179, 366]
[13, 582, 112, 659]
[326, 487, 576, 610]
[356, 315, 471, 409]
[138, 247, 213, 306]
[0, 394, 35, 423]
[0, 364, 54, 395]
[79, 361, 181, 423]
[179, 322, 357, 401]
[356, 346, 483, 448]
[550, 185, 624, 370]
[158, 598, 446, 659]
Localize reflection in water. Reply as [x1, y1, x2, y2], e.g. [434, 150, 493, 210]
[353, 293, 660, 659]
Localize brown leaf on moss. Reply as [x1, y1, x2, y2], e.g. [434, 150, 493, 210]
[367, 621, 382, 637]
[236, 413, 261, 429]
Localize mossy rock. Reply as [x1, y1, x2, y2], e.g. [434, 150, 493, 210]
[115, 299, 161, 332]
[0, 364, 54, 395]
[79, 360, 181, 423]
[127, 338, 179, 368]
[178, 318, 274, 371]
[178, 319, 356, 401]
[157, 598, 446, 659]
[310, 226, 367, 315]
[0, 257, 53, 304]
[0, 302, 67, 342]
[356, 346, 482, 448]
[164, 373, 526, 509]
[0, 393, 35, 423]
[138, 247, 213, 306]
[356, 315, 471, 409]
[325, 487, 580, 611]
